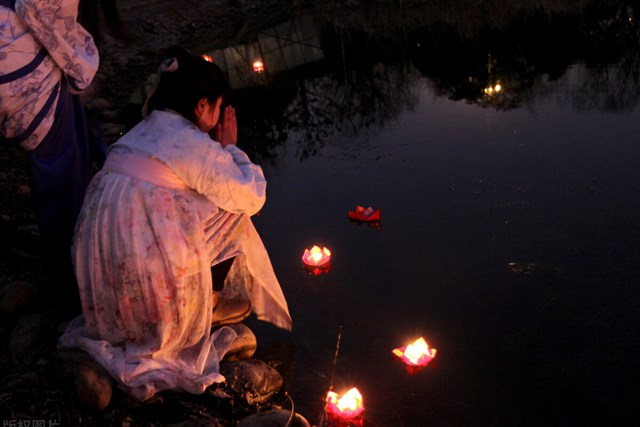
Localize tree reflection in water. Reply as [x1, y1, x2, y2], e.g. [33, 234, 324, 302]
[219, 0, 639, 162]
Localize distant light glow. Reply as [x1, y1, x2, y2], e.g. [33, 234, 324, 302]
[484, 83, 503, 96]
[202, 54, 214, 63]
[253, 60, 265, 73]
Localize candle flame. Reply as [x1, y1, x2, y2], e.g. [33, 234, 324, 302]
[302, 245, 331, 266]
[326, 387, 364, 419]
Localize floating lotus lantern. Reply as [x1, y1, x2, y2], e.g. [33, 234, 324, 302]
[392, 337, 437, 374]
[348, 205, 381, 229]
[325, 387, 364, 426]
[252, 60, 265, 74]
[348, 205, 380, 221]
[201, 54, 214, 63]
[302, 245, 332, 275]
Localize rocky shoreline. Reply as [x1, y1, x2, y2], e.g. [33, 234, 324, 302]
[0, 1, 312, 426]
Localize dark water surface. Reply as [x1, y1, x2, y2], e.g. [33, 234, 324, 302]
[226, 2, 640, 425]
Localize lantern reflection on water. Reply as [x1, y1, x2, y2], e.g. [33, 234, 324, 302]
[302, 245, 332, 275]
[483, 83, 503, 95]
[392, 337, 437, 374]
[325, 387, 364, 426]
[252, 60, 265, 73]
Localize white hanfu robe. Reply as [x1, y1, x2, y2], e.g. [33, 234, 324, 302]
[59, 110, 292, 400]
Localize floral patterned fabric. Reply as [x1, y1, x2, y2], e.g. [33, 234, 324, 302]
[0, 0, 98, 150]
[59, 110, 292, 400]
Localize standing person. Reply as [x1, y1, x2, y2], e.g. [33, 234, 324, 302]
[59, 48, 292, 400]
[0, 0, 116, 318]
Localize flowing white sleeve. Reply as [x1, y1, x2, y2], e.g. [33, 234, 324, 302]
[16, 0, 98, 91]
[179, 141, 267, 216]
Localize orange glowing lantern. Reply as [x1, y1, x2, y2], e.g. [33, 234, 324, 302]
[201, 54, 214, 63]
[325, 387, 364, 425]
[252, 60, 265, 74]
[392, 337, 437, 374]
[302, 245, 331, 266]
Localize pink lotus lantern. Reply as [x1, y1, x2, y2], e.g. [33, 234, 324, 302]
[302, 245, 331, 266]
[392, 337, 437, 374]
[302, 245, 332, 275]
[325, 387, 364, 426]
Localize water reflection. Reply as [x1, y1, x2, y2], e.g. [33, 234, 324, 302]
[194, 0, 638, 165]
[202, 15, 324, 89]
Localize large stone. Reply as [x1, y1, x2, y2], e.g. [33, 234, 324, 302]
[223, 323, 257, 362]
[220, 359, 283, 405]
[0, 281, 37, 319]
[73, 364, 113, 411]
[238, 410, 311, 427]
[9, 314, 48, 357]
[52, 349, 113, 411]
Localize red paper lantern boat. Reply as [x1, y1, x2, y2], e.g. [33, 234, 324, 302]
[348, 205, 381, 222]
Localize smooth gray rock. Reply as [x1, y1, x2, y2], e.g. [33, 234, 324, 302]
[73, 363, 113, 411]
[52, 349, 113, 411]
[223, 323, 257, 362]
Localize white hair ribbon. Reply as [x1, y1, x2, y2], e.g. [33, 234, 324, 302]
[141, 57, 179, 117]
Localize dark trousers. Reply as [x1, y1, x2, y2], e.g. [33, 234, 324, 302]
[28, 84, 102, 318]
[211, 257, 235, 291]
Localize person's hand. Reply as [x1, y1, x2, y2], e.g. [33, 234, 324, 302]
[214, 106, 237, 148]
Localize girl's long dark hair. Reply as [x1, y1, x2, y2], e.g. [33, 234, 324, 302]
[146, 47, 229, 125]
